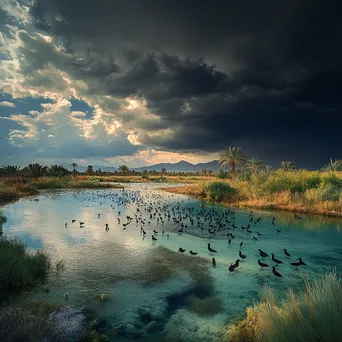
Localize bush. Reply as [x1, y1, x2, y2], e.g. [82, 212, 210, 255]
[217, 170, 229, 179]
[238, 170, 252, 181]
[0, 236, 50, 291]
[205, 181, 237, 202]
[227, 273, 342, 342]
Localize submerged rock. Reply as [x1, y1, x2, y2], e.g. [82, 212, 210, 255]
[48, 306, 86, 342]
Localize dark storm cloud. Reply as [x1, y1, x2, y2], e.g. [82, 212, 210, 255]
[30, 0, 342, 167]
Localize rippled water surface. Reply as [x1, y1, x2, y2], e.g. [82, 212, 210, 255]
[2, 183, 342, 341]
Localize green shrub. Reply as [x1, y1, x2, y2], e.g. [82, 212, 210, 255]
[205, 181, 237, 201]
[238, 170, 252, 181]
[321, 174, 342, 190]
[217, 170, 229, 179]
[0, 237, 50, 291]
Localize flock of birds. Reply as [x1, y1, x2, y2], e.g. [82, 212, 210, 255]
[63, 188, 308, 279]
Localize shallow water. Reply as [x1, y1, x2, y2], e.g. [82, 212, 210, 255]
[1, 183, 342, 341]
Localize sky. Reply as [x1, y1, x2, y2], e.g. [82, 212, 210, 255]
[0, 0, 341, 169]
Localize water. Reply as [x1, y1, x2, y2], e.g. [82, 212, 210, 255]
[1, 183, 342, 341]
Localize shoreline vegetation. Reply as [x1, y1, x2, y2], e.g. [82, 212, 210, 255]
[226, 272, 342, 342]
[1, 155, 342, 217]
[162, 170, 342, 218]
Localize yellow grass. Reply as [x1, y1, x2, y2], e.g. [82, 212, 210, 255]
[162, 171, 342, 217]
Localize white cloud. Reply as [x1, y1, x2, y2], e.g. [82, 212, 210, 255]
[0, 0, 31, 25]
[0, 101, 15, 107]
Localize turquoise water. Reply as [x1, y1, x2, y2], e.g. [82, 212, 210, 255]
[1, 183, 342, 341]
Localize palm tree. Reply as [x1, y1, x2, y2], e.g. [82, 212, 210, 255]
[48, 165, 69, 177]
[219, 147, 247, 178]
[86, 165, 94, 175]
[263, 165, 274, 174]
[25, 163, 46, 180]
[161, 168, 167, 176]
[247, 158, 264, 174]
[280, 161, 295, 171]
[71, 163, 78, 172]
[322, 158, 342, 172]
[1, 165, 20, 176]
[118, 165, 129, 176]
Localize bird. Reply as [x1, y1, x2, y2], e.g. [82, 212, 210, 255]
[276, 229, 281, 234]
[284, 249, 291, 257]
[272, 266, 283, 278]
[189, 250, 198, 255]
[228, 239, 232, 246]
[233, 259, 240, 270]
[228, 263, 235, 275]
[178, 247, 186, 253]
[239, 241, 243, 248]
[297, 257, 307, 266]
[239, 251, 247, 259]
[258, 260, 269, 269]
[290, 261, 302, 269]
[212, 258, 216, 267]
[253, 236, 259, 241]
[71, 220, 76, 223]
[152, 235, 158, 241]
[65, 223, 67, 228]
[207, 243, 217, 253]
[271, 253, 283, 264]
[258, 249, 269, 257]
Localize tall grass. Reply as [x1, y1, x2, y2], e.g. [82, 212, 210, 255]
[227, 273, 342, 342]
[0, 236, 50, 291]
[168, 171, 342, 216]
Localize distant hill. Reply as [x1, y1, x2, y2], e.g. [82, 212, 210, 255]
[132, 160, 221, 172]
[59, 160, 221, 173]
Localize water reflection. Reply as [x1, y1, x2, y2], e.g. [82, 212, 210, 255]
[1, 183, 342, 342]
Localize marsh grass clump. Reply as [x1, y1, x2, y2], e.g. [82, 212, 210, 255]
[0, 236, 50, 291]
[227, 273, 342, 342]
[185, 295, 222, 316]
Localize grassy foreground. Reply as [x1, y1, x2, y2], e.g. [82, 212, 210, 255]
[164, 170, 342, 217]
[226, 273, 342, 342]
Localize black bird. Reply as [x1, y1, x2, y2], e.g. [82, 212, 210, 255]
[271, 253, 283, 264]
[284, 249, 291, 257]
[153, 229, 158, 234]
[290, 261, 301, 269]
[142, 229, 147, 235]
[207, 243, 217, 253]
[257, 232, 262, 236]
[71, 220, 76, 223]
[65, 223, 67, 228]
[233, 259, 240, 270]
[258, 249, 269, 257]
[276, 229, 281, 234]
[189, 250, 198, 255]
[239, 251, 247, 259]
[239, 241, 243, 248]
[228, 239, 232, 246]
[178, 247, 186, 253]
[228, 263, 235, 275]
[258, 260, 269, 269]
[253, 236, 259, 241]
[272, 266, 283, 278]
[297, 258, 307, 266]
[152, 235, 158, 241]
[212, 258, 216, 267]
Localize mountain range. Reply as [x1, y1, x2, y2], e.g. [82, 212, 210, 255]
[60, 160, 221, 172]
